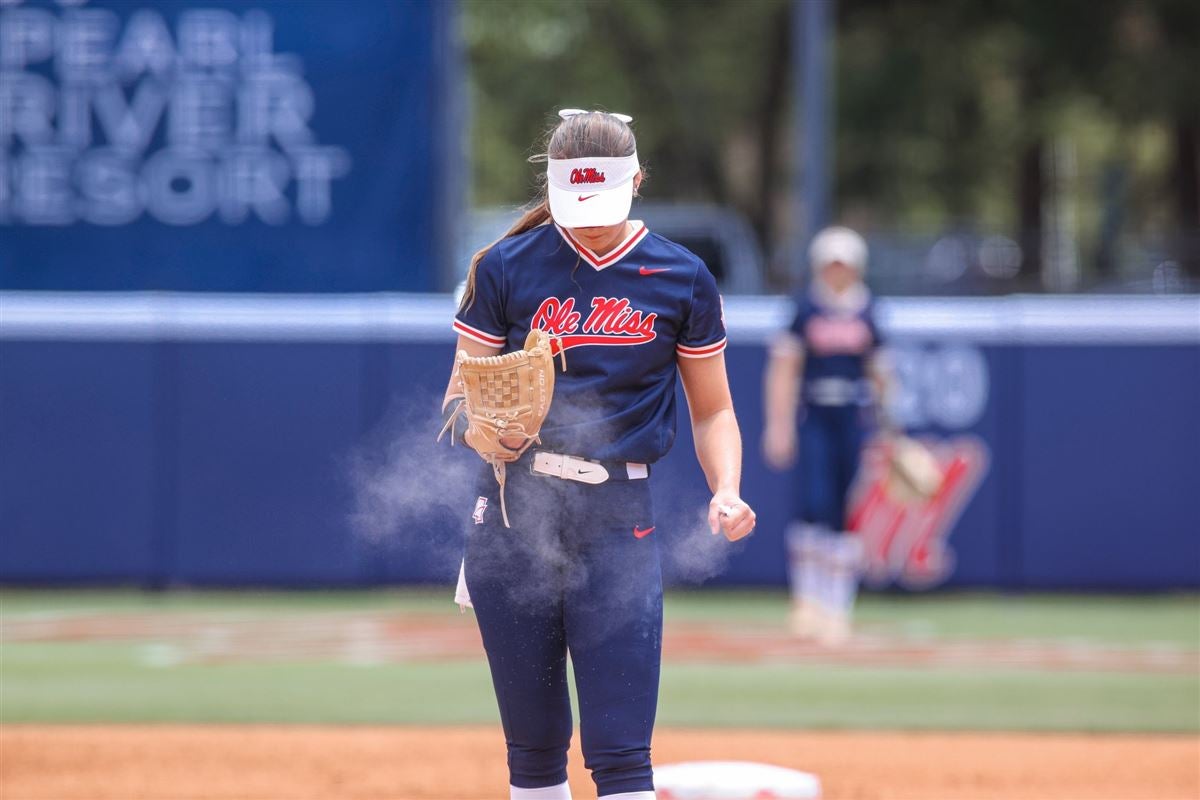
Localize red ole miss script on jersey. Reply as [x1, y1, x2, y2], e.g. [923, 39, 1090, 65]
[532, 296, 658, 352]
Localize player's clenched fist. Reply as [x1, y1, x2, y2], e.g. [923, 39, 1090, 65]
[709, 491, 756, 541]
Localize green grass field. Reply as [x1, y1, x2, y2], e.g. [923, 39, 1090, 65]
[2, 589, 1197, 733]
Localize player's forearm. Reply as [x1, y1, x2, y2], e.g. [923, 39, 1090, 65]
[763, 352, 801, 431]
[692, 408, 742, 494]
[442, 369, 462, 409]
[444, 334, 502, 408]
[866, 351, 894, 429]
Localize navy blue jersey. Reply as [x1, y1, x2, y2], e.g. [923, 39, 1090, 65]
[453, 222, 726, 463]
[782, 284, 881, 404]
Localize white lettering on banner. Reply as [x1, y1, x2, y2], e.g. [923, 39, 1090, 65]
[0, 3, 351, 227]
[886, 344, 989, 431]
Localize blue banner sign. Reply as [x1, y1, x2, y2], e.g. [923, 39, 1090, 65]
[1, 0, 457, 291]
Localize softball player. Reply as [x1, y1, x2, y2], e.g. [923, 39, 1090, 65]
[762, 227, 886, 645]
[443, 109, 755, 800]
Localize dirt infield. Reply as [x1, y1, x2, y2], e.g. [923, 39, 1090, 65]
[3, 725, 1196, 800]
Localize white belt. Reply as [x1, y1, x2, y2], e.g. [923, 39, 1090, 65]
[530, 451, 649, 484]
[806, 377, 865, 406]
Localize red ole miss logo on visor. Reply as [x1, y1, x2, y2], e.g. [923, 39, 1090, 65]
[570, 167, 606, 185]
[532, 296, 657, 351]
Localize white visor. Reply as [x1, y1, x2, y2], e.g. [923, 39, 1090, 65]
[546, 153, 639, 228]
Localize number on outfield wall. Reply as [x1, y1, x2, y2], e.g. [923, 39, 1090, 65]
[886, 344, 989, 431]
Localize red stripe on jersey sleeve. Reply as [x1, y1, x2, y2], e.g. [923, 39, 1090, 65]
[452, 319, 506, 347]
[676, 337, 728, 358]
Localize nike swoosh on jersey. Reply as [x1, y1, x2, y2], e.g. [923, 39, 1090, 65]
[633, 526, 655, 539]
[638, 266, 670, 275]
[577, 194, 599, 202]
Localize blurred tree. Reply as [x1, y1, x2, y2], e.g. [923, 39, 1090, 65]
[1099, 0, 1200, 274]
[835, 0, 1200, 286]
[462, 0, 793, 268]
[463, 0, 1200, 290]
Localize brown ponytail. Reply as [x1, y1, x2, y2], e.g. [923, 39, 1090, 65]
[460, 197, 551, 312]
[459, 110, 639, 313]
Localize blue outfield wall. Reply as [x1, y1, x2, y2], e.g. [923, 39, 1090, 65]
[1, 294, 1198, 591]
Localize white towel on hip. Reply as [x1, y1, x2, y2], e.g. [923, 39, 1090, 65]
[455, 559, 473, 610]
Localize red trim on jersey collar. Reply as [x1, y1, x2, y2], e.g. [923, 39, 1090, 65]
[555, 222, 649, 271]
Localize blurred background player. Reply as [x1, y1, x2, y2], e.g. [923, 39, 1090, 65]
[762, 226, 888, 645]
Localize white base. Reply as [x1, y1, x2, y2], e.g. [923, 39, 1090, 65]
[655, 761, 821, 799]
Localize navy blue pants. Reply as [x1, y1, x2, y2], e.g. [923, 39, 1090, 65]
[798, 404, 866, 530]
[464, 455, 662, 796]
